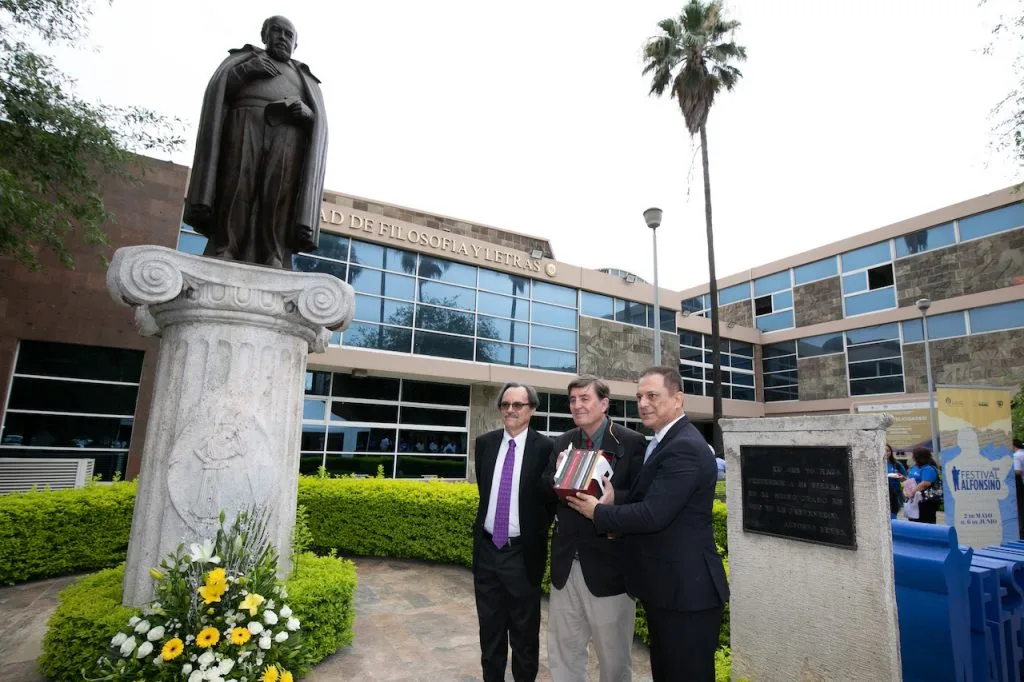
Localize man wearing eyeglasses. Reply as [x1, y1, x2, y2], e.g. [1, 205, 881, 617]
[472, 382, 556, 682]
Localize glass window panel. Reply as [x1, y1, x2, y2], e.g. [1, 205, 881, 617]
[580, 292, 614, 319]
[330, 401, 399, 423]
[314, 232, 349, 261]
[398, 430, 467, 455]
[298, 453, 326, 476]
[719, 283, 750, 305]
[797, 332, 845, 358]
[847, 340, 901, 363]
[476, 340, 529, 367]
[765, 386, 799, 402]
[845, 323, 900, 346]
[754, 271, 791, 296]
[842, 271, 868, 294]
[348, 268, 415, 299]
[396, 455, 467, 479]
[755, 309, 794, 332]
[303, 399, 326, 420]
[679, 331, 703, 348]
[354, 295, 413, 326]
[415, 305, 475, 335]
[615, 300, 649, 326]
[383, 247, 417, 274]
[533, 302, 578, 329]
[476, 315, 529, 343]
[400, 406, 467, 427]
[1, 412, 132, 449]
[305, 371, 331, 396]
[683, 380, 705, 396]
[531, 348, 576, 373]
[773, 290, 793, 310]
[793, 257, 837, 285]
[413, 331, 474, 361]
[15, 341, 144, 383]
[177, 231, 207, 255]
[531, 325, 576, 351]
[959, 203, 1024, 241]
[754, 295, 773, 316]
[680, 364, 703, 380]
[894, 223, 955, 258]
[418, 256, 476, 285]
[841, 241, 890, 272]
[969, 300, 1024, 334]
[732, 372, 755, 387]
[295, 254, 347, 281]
[867, 264, 894, 289]
[479, 269, 530, 296]
[532, 281, 577, 307]
[659, 307, 676, 331]
[402, 380, 470, 406]
[844, 286, 896, 316]
[326, 426, 396, 452]
[680, 346, 703, 362]
[681, 296, 708, 314]
[732, 387, 756, 401]
[549, 394, 570, 414]
[608, 400, 625, 418]
[530, 415, 547, 431]
[323, 453, 395, 478]
[7, 378, 139, 415]
[418, 281, 475, 310]
[763, 370, 798, 387]
[731, 355, 754, 371]
[625, 401, 639, 418]
[342, 323, 412, 353]
[332, 375, 400, 400]
[901, 319, 923, 344]
[763, 341, 796, 357]
[477, 292, 530, 320]
[549, 416, 576, 433]
[849, 359, 903, 380]
[300, 424, 326, 451]
[732, 341, 754, 357]
[904, 311, 967, 343]
[348, 240, 385, 268]
[850, 375, 905, 396]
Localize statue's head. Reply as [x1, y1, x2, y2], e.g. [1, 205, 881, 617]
[261, 15, 297, 61]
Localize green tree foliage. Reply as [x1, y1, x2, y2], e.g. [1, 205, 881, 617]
[0, 0, 183, 269]
[983, 0, 1024, 180]
[1012, 383, 1024, 441]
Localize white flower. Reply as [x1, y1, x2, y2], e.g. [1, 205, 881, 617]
[128, 616, 141, 627]
[136, 641, 153, 659]
[182, 663, 193, 674]
[218, 658, 235, 675]
[286, 616, 300, 631]
[279, 605, 292, 618]
[258, 635, 271, 650]
[188, 670, 204, 682]
[232, 535, 244, 553]
[238, 651, 251, 661]
[207, 676, 225, 682]
[279, 587, 288, 599]
[264, 599, 276, 610]
[119, 636, 136, 657]
[153, 655, 162, 666]
[263, 610, 278, 625]
[134, 619, 151, 635]
[197, 649, 215, 668]
[111, 632, 128, 647]
[147, 625, 165, 641]
[274, 631, 288, 643]
[247, 621, 263, 635]
[189, 538, 220, 565]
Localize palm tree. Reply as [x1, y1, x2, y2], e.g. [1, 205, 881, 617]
[642, 0, 746, 457]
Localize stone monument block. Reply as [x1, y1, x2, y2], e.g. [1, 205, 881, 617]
[721, 414, 902, 682]
[107, 245, 353, 605]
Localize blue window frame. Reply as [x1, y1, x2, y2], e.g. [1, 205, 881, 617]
[793, 257, 837, 286]
[894, 223, 955, 258]
[901, 311, 968, 343]
[968, 300, 1024, 334]
[796, 332, 845, 358]
[755, 309, 794, 332]
[841, 242, 891, 273]
[719, 283, 750, 306]
[959, 203, 1024, 241]
[754, 271, 791, 296]
[844, 287, 896, 317]
[580, 292, 614, 320]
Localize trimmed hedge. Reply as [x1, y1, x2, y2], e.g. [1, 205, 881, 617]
[0, 481, 136, 585]
[39, 553, 357, 681]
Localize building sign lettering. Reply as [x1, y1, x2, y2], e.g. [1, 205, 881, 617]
[320, 208, 542, 273]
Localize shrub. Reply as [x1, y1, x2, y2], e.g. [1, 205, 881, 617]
[0, 481, 136, 585]
[40, 553, 357, 681]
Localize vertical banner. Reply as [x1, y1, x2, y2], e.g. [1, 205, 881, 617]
[938, 386, 1016, 547]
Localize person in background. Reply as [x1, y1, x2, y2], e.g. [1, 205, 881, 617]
[884, 444, 907, 520]
[1013, 439, 1024, 538]
[907, 447, 941, 524]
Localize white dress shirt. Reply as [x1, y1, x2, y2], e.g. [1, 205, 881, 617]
[484, 429, 529, 538]
[653, 413, 686, 445]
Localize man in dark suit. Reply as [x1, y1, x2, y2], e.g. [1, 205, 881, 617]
[473, 381, 556, 682]
[542, 374, 646, 682]
[568, 366, 728, 682]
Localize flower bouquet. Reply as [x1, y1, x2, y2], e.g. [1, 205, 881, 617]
[91, 509, 306, 682]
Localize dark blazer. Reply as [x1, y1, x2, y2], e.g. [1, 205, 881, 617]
[542, 420, 646, 596]
[472, 427, 556, 587]
[593, 415, 729, 613]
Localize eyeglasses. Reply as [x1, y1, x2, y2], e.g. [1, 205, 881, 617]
[499, 401, 530, 411]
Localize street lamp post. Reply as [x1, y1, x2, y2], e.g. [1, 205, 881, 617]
[917, 298, 941, 454]
[644, 207, 663, 366]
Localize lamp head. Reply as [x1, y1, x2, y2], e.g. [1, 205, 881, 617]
[916, 298, 931, 313]
[643, 207, 662, 230]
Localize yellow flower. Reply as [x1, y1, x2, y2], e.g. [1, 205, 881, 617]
[198, 568, 228, 604]
[149, 567, 165, 580]
[196, 626, 220, 648]
[206, 568, 226, 585]
[260, 665, 279, 682]
[280, 670, 293, 682]
[239, 592, 265, 616]
[230, 627, 251, 645]
[161, 638, 184, 661]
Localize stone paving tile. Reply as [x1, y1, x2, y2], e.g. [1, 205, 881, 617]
[0, 558, 651, 682]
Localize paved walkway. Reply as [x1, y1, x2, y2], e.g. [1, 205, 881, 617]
[0, 558, 652, 681]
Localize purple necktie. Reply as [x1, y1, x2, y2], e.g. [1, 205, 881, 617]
[492, 439, 517, 548]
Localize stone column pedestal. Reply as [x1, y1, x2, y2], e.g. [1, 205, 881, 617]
[107, 245, 354, 606]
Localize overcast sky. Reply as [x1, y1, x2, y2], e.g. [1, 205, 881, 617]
[49, 0, 1022, 290]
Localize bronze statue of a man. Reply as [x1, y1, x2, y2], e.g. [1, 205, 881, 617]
[184, 16, 328, 269]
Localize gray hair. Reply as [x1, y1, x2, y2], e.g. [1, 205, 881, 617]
[496, 382, 540, 409]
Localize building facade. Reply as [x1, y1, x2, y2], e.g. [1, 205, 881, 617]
[1, 156, 1021, 483]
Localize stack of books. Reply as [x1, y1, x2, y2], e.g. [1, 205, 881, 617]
[552, 449, 614, 499]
